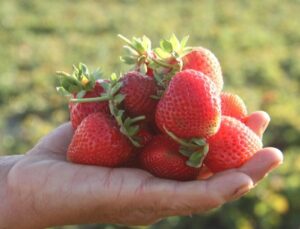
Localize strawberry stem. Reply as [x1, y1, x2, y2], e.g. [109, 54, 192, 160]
[56, 71, 71, 77]
[163, 126, 209, 168]
[70, 95, 111, 103]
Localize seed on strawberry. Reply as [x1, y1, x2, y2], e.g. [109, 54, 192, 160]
[182, 47, 223, 93]
[155, 69, 221, 139]
[204, 116, 263, 173]
[67, 112, 133, 167]
[220, 92, 247, 120]
[139, 135, 200, 181]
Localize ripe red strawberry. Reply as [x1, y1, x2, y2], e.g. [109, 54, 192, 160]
[69, 81, 109, 129]
[155, 69, 221, 139]
[221, 92, 247, 120]
[182, 47, 223, 93]
[120, 71, 158, 120]
[139, 135, 200, 181]
[67, 112, 133, 167]
[204, 116, 262, 173]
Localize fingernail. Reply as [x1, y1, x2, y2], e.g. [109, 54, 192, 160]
[269, 161, 282, 171]
[233, 185, 252, 199]
[259, 115, 271, 137]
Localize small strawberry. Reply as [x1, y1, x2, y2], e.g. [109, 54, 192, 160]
[221, 92, 247, 120]
[69, 81, 109, 129]
[57, 63, 109, 129]
[182, 47, 223, 93]
[67, 112, 133, 167]
[204, 116, 263, 173]
[120, 71, 158, 120]
[155, 69, 221, 139]
[139, 135, 200, 181]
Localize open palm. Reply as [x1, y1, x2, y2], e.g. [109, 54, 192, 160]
[6, 111, 283, 228]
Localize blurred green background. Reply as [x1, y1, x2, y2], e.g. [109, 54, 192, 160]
[0, 0, 299, 228]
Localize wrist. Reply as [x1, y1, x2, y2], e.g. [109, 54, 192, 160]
[0, 155, 46, 229]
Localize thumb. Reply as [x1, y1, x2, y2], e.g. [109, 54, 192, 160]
[33, 122, 74, 156]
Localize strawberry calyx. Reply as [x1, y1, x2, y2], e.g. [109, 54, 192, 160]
[149, 34, 194, 89]
[69, 73, 146, 147]
[56, 63, 102, 97]
[119, 34, 193, 91]
[163, 126, 209, 168]
[118, 34, 153, 76]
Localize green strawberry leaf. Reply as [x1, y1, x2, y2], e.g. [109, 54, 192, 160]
[120, 55, 138, 65]
[92, 69, 103, 80]
[169, 34, 180, 52]
[56, 86, 72, 97]
[154, 47, 170, 59]
[179, 147, 194, 157]
[186, 151, 204, 168]
[160, 39, 173, 53]
[76, 90, 86, 99]
[191, 138, 207, 146]
[139, 63, 148, 75]
[142, 35, 151, 51]
[127, 125, 140, 137]
[114, 93, 125, 105]
[123, 45, 139, 56]
[180, 35, 190, 49]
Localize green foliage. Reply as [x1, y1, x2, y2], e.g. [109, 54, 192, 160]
[0, 0, 299, 228]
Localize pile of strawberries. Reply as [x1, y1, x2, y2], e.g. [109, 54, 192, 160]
[57, 34, 262, 181]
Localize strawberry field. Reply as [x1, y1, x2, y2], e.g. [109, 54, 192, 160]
[0, 0, 299, 228]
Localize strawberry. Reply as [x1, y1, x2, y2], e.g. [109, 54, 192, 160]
[57, 63, 109, 129]
[221, 92, 247, 120]
[182, 47, 223, 93]
[120, 71, 158, 120]
[155, 69, 221, 139]
[139, 135, 200, 181]
[204, 116, 262, 173]
[67, 112, 133, 167]
[69, 81, 109, 129]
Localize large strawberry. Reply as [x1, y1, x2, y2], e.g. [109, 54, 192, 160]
[182, 47, 223, 93]
[220, 92, 247, 120]
[155, 69, 221, 139]
[139, 135, 200, 181]
[204, 116, 262, 173]
[57, 63, 109, 129]
[67, 112, 133, 167]
[120, 71, 158, 120]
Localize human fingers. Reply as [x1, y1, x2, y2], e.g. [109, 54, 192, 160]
[142, 171, 253, 218]
[244, 111, 270, 138]
[33, 122, 73, 156]
[238, 147, 283, 184]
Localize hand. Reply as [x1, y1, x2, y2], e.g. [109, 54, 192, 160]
[2, 111, 283, 228]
